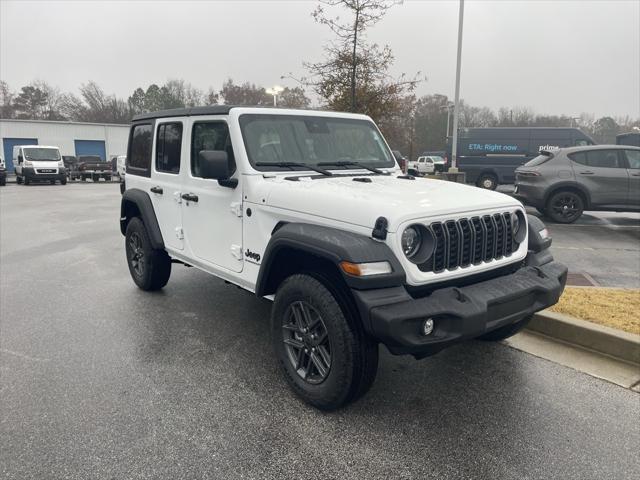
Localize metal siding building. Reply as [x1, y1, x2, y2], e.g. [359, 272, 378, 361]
[0, 119, 130, 171]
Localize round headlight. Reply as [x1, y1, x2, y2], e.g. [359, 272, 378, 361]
[401, 226, 422, 258]
[511, 212, 520, 235]
[511, 210, 527, 243]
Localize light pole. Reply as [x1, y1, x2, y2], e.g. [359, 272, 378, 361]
[450, 0, 465, 172]
[440, 101, 454, 140]
[266, 85, 284, 107]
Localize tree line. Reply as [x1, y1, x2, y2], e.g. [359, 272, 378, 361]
[1, 0, 637, 156]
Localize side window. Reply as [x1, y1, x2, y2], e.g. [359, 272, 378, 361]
[128, 124, 153, 175]
[156, 122, 183, 174]
[586, 150, 622, 168]
[575, 139, 589, 146]
[625, 150, 640, 169]
[191, 122, 236, 178]
[569, 150, 622, 168]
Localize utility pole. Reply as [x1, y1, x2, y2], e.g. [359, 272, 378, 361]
[450, 0, 465, 172]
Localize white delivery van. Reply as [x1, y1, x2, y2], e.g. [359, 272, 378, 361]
[13, 145, 67, 185]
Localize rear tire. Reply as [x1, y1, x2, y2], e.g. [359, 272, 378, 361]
[125, 217, 171, 291]
[476, 173, 498, 190]
[16, 176, 23, 185]
[271, 274, 378, 410]
[24, 176, 30, 185]
[478, 315, 532, 341]
[545, 190, 584, 224]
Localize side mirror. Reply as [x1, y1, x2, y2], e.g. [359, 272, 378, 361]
[18, 155, 23, 163]
[198, 150, 237, 188]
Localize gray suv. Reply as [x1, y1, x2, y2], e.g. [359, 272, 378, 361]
[514, 145, 640, 223]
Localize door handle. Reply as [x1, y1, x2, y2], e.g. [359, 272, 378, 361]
[150, 186, 163, 194]
[181, 193, 199, 203]
[579, 171, 594, 175]
[631, 173, 640, 177]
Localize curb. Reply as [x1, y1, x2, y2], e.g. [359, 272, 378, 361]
[526, 311, 640, 365]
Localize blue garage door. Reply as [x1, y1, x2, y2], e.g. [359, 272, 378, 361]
[74, 140, 106, 161]
[3, 138, 38, 172]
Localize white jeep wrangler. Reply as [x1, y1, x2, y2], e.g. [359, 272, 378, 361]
[120, 106, 567, 410]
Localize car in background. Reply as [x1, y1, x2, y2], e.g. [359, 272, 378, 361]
[514, 145, 640, 223]
[62, 156, 78, 180]
[616, 132, 640, 147]
[13, 145, 67, 185]
[0, 157, 6, 186]
[76, 155, 112, 182]
[116, 155, 126, 178]
[407, 156, 438, 176]
[449, 127, 596, 190]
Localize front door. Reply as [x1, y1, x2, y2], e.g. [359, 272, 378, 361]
[569, 149, 629, 207]
[181, 119, 243, 273]
[149, 121, 184, 251]
[624, 149, 640, 206]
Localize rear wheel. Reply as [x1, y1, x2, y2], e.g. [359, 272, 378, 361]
[476, 173, 498, 190]
[125, 217, 171, 291]
[545, 190, 584, 224]
[24, 176, 30, 185]
[16, 176, 22, 185]
[271, 274, 378, 410]
[478, 315, 532, 341]
[93, 174, 100, 182]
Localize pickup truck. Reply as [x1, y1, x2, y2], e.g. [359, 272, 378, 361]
[76, 155, 112, 182]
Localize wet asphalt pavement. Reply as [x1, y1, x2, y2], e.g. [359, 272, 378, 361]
[1, 183, 639, 479]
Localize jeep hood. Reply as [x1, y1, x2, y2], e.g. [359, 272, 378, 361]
[262, 174, 522, 232]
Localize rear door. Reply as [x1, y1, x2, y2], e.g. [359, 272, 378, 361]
[569, 149, 629, 206]
[180, 118, 243, 273]
[150, 120, 184, 251]
[623, 149, 640, 206]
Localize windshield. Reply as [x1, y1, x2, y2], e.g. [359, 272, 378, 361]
[23, 148, 61, 161]
[239, 114, 395, 171]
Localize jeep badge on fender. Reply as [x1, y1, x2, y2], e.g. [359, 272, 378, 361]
[119, 106, 567, 410]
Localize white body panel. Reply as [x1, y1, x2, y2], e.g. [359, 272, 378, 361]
[125, 107, 528, 292]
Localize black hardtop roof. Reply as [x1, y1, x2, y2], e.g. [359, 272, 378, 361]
[132, 105, 236, 122]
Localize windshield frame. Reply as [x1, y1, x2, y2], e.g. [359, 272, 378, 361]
[23, 147, 61, 162]
[238, 113, 396, 172]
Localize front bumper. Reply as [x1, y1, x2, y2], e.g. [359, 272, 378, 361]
[22, 167, 67, 181]
[353, 259, 567, 358]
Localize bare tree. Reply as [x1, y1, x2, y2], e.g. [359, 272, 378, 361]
[0, 81, 15, 118]
[311, 0, 401, 111]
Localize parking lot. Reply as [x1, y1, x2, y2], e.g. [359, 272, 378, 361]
[1, 183, 639, 479]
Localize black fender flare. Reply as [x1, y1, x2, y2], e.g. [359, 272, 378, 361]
[120, 188, 164, 250]
[255, 223, 405, 296]
[543, 181, 592, 209]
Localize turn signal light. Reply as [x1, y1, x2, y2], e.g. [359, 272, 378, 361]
[339, 261, 392, 277]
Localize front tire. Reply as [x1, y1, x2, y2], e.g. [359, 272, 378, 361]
[61, 177, 67, 185]
[545, 190, 584, 224]
[16, 175, 23, 185]
[24, 176, 30, 185]
[271, 274, 378, 410]
[125, 217, 171, 291]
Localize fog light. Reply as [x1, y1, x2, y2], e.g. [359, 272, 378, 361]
[421, 318, 435, 336]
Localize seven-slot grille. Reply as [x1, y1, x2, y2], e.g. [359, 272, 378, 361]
[419, 212, 516, 273]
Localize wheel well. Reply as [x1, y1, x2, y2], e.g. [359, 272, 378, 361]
[544, 185, 589, 209]
[477, 170, 498, 180]
[261, 247, 363, 331]
[120, 199, 141, 235]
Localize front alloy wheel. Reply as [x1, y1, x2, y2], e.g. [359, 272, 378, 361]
[127, 231, 145, 278]
[282, 301, 332, 384]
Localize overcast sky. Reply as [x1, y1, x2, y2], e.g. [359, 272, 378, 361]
[1, 0, 638, 118]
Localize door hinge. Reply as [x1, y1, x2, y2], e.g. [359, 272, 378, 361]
[230, 202, 243, 217]
[230, 244, 243, 260]
[175, 227, 184, 240]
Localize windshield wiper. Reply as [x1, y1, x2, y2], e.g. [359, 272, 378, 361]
[255, 162, 333, 176]
[317, 161, 389, 175]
